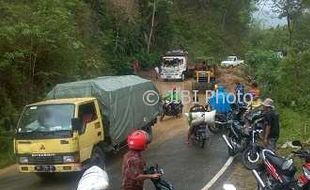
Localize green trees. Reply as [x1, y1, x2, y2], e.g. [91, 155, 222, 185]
[0, 0, 253, 130]
[245, 1, 310, 142]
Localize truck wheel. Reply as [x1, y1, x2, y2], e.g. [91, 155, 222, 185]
[90, 146, 105, 169]
[144, 126, 153, 143]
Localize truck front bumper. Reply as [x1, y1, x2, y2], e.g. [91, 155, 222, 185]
[18, 163, 82, 173]
[160, 73, 182, 80]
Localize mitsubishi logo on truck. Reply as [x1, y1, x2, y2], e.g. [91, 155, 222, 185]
[40, 144, 46, 150]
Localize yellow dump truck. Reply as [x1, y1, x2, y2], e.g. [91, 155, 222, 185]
[11, 75, 160, 177]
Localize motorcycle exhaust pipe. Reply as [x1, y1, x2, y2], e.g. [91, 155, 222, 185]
[252, 170, 266, 188]
[222, 134, 234, 150]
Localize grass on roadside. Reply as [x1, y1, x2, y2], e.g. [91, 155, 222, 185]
[0, 150, 15, 169]
[278, 107, 310, 145]
[0, 133, 15, 169]
[276, 107, 310, 175]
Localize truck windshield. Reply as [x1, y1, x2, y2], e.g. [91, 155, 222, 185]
[18, 104, 75, 133]
[162, 58, 183, 67]
[227, 56, 235, 61]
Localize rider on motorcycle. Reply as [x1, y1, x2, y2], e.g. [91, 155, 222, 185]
[186, 103, 207, 144]
[162, 86, 181, 102]
[122, 130, 161, 190]
[161, 86, 182, 120]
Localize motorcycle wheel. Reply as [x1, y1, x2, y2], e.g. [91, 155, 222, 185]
[200, 138, 206, 148]
[228, 146, 237, 156]
[227, 137, 238, 156]
[208, 124, 222, 134]
[256, 172, 272, 190]
[242, 146, 261, 170]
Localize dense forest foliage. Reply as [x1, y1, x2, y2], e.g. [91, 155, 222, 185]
[0, 0, 254, 125]
[244, 0, 310, 142]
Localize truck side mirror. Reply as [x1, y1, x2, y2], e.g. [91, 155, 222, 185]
[71, 118, 82, 132]
[4, 118, 13, 132]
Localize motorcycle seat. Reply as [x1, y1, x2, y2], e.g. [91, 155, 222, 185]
[265, 151, 287, 168]
[265, 152, 295, 175]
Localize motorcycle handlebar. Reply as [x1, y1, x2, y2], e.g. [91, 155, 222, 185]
[291, 150, 310, 159]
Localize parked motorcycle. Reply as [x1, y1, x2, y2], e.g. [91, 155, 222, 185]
[208, 112, 233, 134]
[145, 164, 174, 190]
[252, 141, 310, 190]
[191, 124, 209, 148]
[222, 109, 264, 170]
[160, 100, 183, 120]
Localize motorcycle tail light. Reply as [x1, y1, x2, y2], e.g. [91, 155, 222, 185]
[303, 166, 310, 180]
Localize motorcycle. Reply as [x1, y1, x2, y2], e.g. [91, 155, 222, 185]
[185, 108, 216, 148]
[160, 100, 183, 120]
[222, 109, 264, 170]
[208, 112, 233, 134]
[145, 164, 174, 190]
[252, 141, 310, 190]
[191, 124, 209, 148]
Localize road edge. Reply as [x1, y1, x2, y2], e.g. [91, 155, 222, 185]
[0, 164, 17, 176]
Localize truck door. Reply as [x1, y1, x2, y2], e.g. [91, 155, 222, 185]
[77, 101, 103, 162]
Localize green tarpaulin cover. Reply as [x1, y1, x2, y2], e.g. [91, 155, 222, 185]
[46, 75, 160, 145]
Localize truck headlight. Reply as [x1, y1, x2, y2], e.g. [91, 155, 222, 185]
[19, 156, 29, 164]
[63, 155, 76, 163]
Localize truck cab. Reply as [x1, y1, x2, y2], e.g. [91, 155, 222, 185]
[15, 98, 105, 174]
[160, 50, 188, 81]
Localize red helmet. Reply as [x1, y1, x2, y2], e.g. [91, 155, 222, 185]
[127, 130, 149, 150]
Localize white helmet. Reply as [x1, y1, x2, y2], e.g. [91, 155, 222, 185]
[77, 166, 109, 190]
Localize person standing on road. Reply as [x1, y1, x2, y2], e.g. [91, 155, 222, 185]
[208, 85, 232, 114]
[262, 98, 280, 151]
[154, 66, 160, 80]
[249, 81, 260, 98]
[247, 81, 262, 109]
[122, 130, 161, 190]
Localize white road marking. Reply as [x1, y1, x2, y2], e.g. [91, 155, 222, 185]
[201, 156, 235, 190]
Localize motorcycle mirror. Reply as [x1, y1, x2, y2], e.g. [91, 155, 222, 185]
[160, 168, 164, 175]
[291, 140, 302, 148]
[223, 184, 237, 190]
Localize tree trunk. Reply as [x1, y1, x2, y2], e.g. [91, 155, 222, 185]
[147, 0, 156, 54]
[287, 14, 293, 47]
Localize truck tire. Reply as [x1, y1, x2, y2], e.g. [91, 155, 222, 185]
[90, 146, 105, 170]
[181, 72, 185, 81]
[143, 126, 153, 143]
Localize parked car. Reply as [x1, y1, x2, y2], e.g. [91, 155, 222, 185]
[221, 56, 244, 67]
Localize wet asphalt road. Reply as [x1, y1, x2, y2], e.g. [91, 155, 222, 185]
[0, 131, 228, 190]
[0, 79, 230, 190]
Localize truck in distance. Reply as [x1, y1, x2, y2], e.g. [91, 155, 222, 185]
[160, 50, 188, 81]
